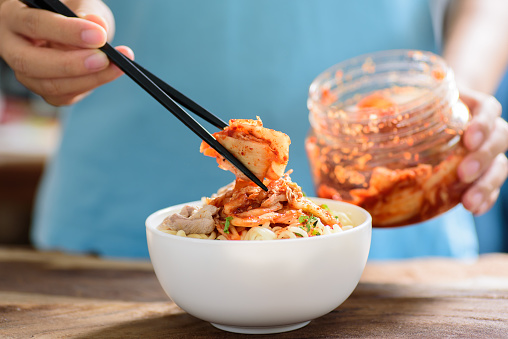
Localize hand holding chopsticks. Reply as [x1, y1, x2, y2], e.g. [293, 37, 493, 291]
[20, 0, 268, 191]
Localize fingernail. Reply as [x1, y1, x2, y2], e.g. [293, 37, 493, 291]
[468, 131, 484, 150]
[84, 52, 108, 70]
[462, 160, 480, 182]
[469, 192, 483, 208]
[476, 202, 489, 215]
[81, 29, 105, 45]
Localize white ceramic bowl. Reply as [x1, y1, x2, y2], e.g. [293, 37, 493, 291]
[146, 198, 372, 334]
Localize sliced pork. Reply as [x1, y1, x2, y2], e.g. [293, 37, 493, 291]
[159, 204, 219, 235]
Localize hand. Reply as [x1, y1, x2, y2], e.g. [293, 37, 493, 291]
[458, 87, 508, 215]
[0, 0, 134, 106]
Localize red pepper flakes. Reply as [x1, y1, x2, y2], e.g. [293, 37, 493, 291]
[432, 68, 445, 81]
[320, 88, 337, 106]
[357, 92, 396, 110]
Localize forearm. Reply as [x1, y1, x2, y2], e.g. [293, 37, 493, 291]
[443, 0, 508, 94]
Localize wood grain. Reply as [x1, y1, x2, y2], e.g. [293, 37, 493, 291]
[1, 248, 507, 338]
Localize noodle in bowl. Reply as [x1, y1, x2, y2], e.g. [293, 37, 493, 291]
[146, 198, 372, 334]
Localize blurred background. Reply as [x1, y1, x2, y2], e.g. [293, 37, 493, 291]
[0, 58, 507, 253]
[0, 59, 60, 245]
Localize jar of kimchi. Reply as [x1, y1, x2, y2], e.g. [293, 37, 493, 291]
[306, 50, 470, 227]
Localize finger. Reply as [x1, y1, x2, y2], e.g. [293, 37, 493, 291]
[458, 117, 508, 183]
[81, 13, 110, 38]
[19, 63, 122, 104]
[3, 32, 109, 78]
[462, 153, 508, 215]
[81, 13, 115, 44]
[44, 90, 94, 107]
[71, 0, 116, 37]
[460, 88, 502, 151]
[5, 1, 107, 48]
[18, 45, 134, 106]
[476, 188, 501, 216]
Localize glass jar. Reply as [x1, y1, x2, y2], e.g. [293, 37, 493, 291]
[306, 50, 470, 227]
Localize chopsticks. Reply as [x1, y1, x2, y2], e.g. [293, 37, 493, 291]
[20, 0, 268, 191]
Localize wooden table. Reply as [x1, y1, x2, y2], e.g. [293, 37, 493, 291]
[1, 247, 507, 338]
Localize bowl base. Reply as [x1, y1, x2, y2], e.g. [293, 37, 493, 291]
[211, 320, 311, 334]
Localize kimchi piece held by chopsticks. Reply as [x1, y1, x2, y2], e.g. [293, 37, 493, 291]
[200, 118, 291, 181]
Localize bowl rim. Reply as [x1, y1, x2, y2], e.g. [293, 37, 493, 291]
[146, 197, 372, 245]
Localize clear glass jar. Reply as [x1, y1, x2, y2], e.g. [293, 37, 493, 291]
[306, 50, 470, 227]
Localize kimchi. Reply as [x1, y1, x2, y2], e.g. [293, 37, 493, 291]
[158, 118, 355, 240]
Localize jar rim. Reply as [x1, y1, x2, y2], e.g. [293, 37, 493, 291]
[308, 49, 454, 123]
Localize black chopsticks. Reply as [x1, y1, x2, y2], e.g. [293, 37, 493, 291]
[20, 0, 268, 191]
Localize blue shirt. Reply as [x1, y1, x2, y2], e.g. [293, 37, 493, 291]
[32, 0, 478, 259]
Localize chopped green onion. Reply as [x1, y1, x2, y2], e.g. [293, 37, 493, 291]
[299, 214, 319, 232]
[298, 215, 309, 223]
[321, 204, 330, 210]
[224, 216, 233, 234]
[308, 216, 317, 231]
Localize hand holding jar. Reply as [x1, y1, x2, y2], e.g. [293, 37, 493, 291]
[458, 87, 508, 216]
[306, 50, 508, 227]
